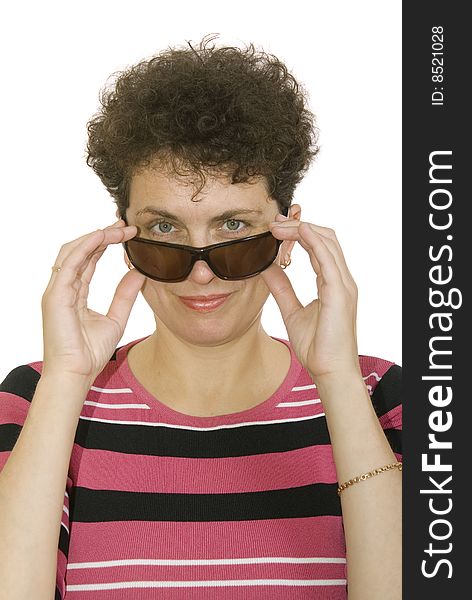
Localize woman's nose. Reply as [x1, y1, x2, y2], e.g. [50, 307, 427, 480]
[186, 258, 217, 284]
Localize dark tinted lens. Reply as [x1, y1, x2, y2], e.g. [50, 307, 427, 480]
[209, 234, 279, 278]
[126, 239, 192, 281]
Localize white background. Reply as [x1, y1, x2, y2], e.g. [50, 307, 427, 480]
[0, 0, 401, 379]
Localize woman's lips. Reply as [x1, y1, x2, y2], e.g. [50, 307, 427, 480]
[178, 293, 232, 312]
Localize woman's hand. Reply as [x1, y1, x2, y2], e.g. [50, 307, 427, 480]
[261, 213, 361, 386]
[41, 219, 146, 383]
[263, 215, 402, 600]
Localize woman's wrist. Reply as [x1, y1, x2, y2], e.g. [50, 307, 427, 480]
[310, 369, 396, 474]
[309, 369, 365, 396]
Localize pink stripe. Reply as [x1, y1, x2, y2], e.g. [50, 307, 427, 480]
[66, 519, 346, 598]
[0, 393, 30, 425]
[68, 517, 345, 563]
[379, 404, 402, 429]
[78, 401, 325, 423]
[65, 583, 346, 599]
[66, 561, 346, 585]
[359, 355, 395, 378]
[70, 444, 338, 493]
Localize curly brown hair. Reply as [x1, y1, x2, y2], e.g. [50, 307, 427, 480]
[85, 34, 319, 217]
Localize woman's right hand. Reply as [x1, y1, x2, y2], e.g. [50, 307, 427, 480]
[41, 219, 146, 384]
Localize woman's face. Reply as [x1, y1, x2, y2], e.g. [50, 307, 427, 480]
[125, 167, 298, 347]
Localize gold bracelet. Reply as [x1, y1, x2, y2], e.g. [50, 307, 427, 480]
[337, 461, 402, 496]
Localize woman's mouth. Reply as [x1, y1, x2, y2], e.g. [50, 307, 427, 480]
[178, 293, 232, 312]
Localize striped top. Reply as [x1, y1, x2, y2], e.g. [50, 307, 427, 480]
[0, 335, 402, 599]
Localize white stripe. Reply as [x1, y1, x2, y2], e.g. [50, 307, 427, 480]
[276, 399, 321, 407]
[89, 374, 379, 397]
[292, 383, 316, 391]
[291, 371, 381, 393]
[364, 371, 381, 382]
[61, 521, 69, 535]
[65, 490, 69, 499]
[68, 556, 346, 569]
[78, 413, 325, 431]
[84, 401, 151, 409]
[66, 579, 347, 591]
[63, 505, 69, 517]
[90, 386, 133, 394]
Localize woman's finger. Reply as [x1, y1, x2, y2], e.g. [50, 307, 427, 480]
[302, 225, 357, 293]
[270, 222, 316, 259]
[75, 223, 134, 310]
[54, 220, 122, 264]
[50, 220, 132, 273]
[299, 225, 345, 287]
[270, 222, 343, 287]
[269, 220, 317, 255]
[106, 268, 146, 329]
[270, 221, 354, 290]
[75, 220, 130, 282]
[48, 226, 136, 291]
[261, 263, 303, 322]
[303, 223, 357, 288]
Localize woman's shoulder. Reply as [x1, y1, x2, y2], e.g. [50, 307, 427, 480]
[280, 335, 401, 394]
[0, 343, 126, 402]
[279, 337, 402, 420]
[357, 354, 401, 394]
[287, 344, 402, 421]
[357, 354, 402, 429]
[0, 360, 43, 403]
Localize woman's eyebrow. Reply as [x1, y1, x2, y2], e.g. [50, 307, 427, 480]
[134, 207, 264, 223]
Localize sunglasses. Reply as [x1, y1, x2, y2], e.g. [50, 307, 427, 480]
[121, 217, 283, 283]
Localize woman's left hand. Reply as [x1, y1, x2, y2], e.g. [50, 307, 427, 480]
[261, 213, 362, 386]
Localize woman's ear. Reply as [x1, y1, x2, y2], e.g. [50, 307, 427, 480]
[288, 204, 301, 222]
[279, 203, 301, 264]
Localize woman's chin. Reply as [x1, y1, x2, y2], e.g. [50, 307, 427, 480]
[146, 286, 267, 346]
[174, 320, 242, 347]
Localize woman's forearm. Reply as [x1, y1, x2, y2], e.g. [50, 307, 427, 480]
[0, 374, 90, 600]
[314, 372, 402, 600]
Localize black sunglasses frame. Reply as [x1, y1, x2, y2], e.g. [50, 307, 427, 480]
[122, 229, 283, 282]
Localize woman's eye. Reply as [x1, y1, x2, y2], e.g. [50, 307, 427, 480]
[147, 218, 249, 238]
[222, 219, 246, 233]
[150, 221, 175, 235]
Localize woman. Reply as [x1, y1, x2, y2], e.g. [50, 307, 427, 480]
[0, 37, 402, 599]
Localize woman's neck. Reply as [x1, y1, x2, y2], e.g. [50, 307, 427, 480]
[126, 322, 291, 417]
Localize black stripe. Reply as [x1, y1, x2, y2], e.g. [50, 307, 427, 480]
[0, 423, 23, 452]
[58, 523, 70, 557]
[74, 415, 331, 458]
[0, 346, 120, 403]
[371, 364, 402, 417]
[71, 482, 342, 522]
[55, 586, 62, 600]
[0, 365, 40, 403]
[384, 428, 402, 455]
